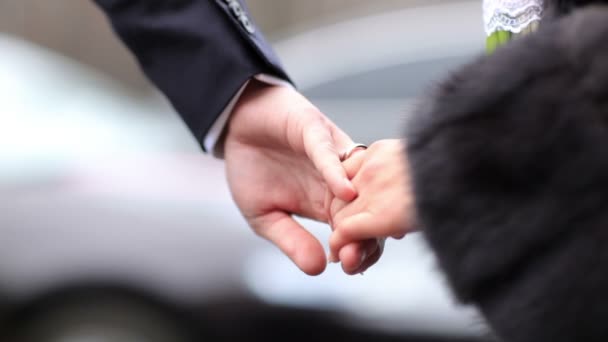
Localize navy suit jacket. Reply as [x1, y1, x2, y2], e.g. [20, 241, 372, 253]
[93, 0, 292, 151]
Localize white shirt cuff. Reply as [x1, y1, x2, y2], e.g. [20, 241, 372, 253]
[203, 73, 294, 158]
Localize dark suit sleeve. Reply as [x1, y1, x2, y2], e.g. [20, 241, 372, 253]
[92, 0, 293, 151]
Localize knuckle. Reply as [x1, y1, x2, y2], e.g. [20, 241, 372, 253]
[332, 218, 347, 232]
[333, 221, 354, 240]
[369, 139, 389, 152]
[317, 140, 336, 156]
[329, 234, 342, 251]
[300, 109, 326, 133]
[359, 161, 382, 182]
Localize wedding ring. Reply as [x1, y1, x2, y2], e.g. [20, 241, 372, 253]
[340, 143, 368, 161]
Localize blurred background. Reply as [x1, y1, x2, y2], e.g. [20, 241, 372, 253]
[0, 1, 489, 341]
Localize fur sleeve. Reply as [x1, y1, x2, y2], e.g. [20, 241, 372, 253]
[406, 7, 608, 342]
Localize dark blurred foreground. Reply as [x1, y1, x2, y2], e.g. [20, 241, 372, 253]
[0, 291, 485, 342]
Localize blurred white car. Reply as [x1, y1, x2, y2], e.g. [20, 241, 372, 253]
[0, 2, 488, 341]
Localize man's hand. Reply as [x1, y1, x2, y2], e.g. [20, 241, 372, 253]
[328, 139, 417, 274]
[223, 80, 361, 275]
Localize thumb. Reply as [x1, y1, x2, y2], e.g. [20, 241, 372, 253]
[251, 211, 328, 276]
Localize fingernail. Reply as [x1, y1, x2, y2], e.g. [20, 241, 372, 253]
[327, 254, 339, 264]
[359, 250, 367, 266]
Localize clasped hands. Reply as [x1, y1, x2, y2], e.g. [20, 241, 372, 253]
[326, 139, 416, 274]
[224, 80, 416, 276]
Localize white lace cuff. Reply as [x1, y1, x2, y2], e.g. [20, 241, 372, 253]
[483, 0, 544, 36]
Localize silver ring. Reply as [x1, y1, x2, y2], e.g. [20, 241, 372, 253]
[340, 143, 368, 161]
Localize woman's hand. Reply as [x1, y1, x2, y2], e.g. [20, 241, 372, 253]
[327, 139, 418, 274]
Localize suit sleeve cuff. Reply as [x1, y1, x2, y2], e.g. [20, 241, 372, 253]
[203, 73, 294, 158]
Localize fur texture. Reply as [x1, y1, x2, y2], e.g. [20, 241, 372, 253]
[406, 4, 608, 342]
[550, 0, 608, 15]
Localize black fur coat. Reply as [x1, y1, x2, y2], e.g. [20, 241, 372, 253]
[406, 1, 608, 341]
